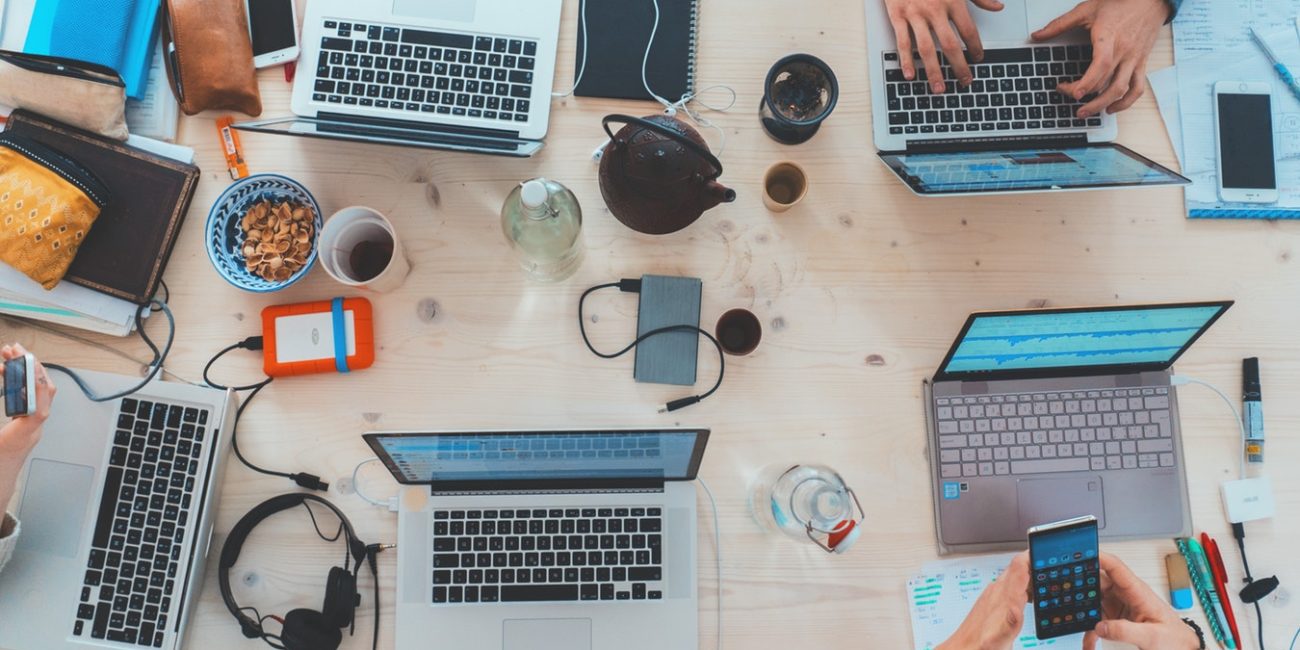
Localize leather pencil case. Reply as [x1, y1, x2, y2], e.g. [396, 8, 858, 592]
[162, 0, 262, 116]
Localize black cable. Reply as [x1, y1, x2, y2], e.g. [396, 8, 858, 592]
[578, 279, 726, 412]
[150, 279, 170, 312]
[45, 299, 176, 402]
[1233, 522, 1279, 650]
[204, 338, 328, 491]
[364, 544, 388, 650]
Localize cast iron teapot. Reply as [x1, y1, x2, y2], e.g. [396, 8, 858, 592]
[598, 114, 736, 235]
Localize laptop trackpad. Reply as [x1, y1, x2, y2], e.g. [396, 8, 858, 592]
[393, 0, 476, 23]
[1016, 476, 1105, 531]
[503, 619, 591, 650]
[17, 459, 95, 559]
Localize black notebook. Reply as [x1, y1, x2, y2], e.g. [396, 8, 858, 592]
[574, 0, 698, 101]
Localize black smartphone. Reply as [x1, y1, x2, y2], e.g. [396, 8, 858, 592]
[1028, 515, 1101, 639]
[3, 354, 36, 417]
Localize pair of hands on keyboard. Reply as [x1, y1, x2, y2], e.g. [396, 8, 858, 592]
[937, 552, 1201, 650]
[883, 0, 1172, 118]
[0, 344, 55, 511]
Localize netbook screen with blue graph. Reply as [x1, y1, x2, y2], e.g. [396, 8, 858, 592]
[937, 303, 1232, 379]
[879, 143, 1188, 195]
[364, 430, 708, 484]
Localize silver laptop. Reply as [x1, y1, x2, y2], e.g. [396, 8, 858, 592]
[0, 368, 234, 649]
[863, 0, 1189, 195]
[364, 429, 707, 650]
[923, 302, 1233, 554]
[236, 0, 562, 157]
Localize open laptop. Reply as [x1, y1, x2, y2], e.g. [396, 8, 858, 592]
[0, 368, 235, 649]
[235, 0, 563, 157]
[922, 302, 1233, 554]
[862, 0, 1189, 195]
[364, 429, 708, 650]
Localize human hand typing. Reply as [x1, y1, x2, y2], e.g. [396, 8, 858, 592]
[1083, 553, 1201, 650]
[883, 0, 1006, 93]
[937, 552, 1030, 650]
[1032, 0, 1172, 117]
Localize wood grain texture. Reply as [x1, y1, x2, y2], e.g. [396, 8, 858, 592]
[3, 1, 1298, 647]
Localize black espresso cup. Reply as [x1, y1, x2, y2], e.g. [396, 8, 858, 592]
[715, 309, 763, 356]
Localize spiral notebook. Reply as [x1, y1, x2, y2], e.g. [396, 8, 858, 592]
[573, 0, 698, 101]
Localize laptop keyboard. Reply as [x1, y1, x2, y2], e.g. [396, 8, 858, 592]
[882, 47, 1103, 136]
[312, 18, 538, 123]
[432, 507, 665, 605]
[72, 398, 210, 647]
[935, 387, 1174, 478]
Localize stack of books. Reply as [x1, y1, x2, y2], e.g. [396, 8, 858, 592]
[0, 112, 200, 336]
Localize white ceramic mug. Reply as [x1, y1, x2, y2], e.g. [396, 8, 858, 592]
[318, 206, 411, 293]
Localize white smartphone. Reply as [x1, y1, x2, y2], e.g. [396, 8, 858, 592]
[1213, 81, 1279, 204]
[245, 0, 300, 69]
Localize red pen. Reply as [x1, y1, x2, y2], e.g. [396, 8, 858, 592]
[1202, 533, 1243, 649]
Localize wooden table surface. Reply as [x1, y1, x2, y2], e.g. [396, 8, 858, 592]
[5, 1, 1298, 647]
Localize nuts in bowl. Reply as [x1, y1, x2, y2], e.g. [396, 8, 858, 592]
[240, 200, 315, 282]
[205, 174, 322, 292]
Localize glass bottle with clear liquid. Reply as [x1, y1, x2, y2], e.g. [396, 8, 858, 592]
[749, 463, 863, 554]
[501, 178, 583, 281]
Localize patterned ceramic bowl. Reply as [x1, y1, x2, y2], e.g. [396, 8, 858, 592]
[205, 174, 322, 292]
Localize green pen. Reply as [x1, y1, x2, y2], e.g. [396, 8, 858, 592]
[1187, 539, 1236, 650]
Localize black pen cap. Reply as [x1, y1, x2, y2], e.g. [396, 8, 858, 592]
[1243, 357, 1261, 397]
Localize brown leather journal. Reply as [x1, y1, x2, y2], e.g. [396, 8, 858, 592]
[162, 0, 262, 116]
[5, 110, 200, 305]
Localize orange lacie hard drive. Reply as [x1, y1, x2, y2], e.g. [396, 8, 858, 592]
[261, 297, 375, 377]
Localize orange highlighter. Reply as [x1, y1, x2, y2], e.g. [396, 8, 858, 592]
[1202, 533, 1243, 649]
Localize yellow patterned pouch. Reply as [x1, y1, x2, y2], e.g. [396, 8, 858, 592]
[0, 133, 108, 289]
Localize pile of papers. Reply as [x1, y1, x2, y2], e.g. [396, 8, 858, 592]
[1152, 0, 1300, 219]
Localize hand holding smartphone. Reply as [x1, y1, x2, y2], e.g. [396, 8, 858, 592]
[3, 354, 36, 418]
[1028, 515, 1101, 640]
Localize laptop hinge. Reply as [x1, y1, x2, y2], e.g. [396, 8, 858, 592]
[905, 133, 1089, 154]
[317, 111, 524, 140]
[427, 478, 666, 495]
[431, 486, 665, 497]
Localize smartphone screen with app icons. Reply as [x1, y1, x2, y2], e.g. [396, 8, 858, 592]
[1028, 515, 1101, 639]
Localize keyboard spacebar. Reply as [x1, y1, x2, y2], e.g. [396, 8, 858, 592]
[1010, 459, 1090, 475]
[501, 585, 579, 602]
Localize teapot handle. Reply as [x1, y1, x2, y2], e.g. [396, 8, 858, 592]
[602, 114, 724, 180]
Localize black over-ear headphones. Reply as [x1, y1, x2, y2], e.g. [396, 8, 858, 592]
[219, 493, 372, 650]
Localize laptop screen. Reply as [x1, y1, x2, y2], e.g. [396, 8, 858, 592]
[364, 430, 709, 486]
[936, 303, 1232, 380]
[879, 143, 1188, 195]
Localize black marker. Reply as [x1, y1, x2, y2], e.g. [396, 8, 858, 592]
[1242, 358, 1264, 463]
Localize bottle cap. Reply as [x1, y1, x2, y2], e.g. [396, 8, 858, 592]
[520, 180, 549, 209]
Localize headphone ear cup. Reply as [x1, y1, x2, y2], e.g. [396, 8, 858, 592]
[280, 609, 342, 650]
[321, 566, 358, 629]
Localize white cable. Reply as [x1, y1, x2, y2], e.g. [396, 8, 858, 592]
[351, 457, 391, 507]
[696, 477, 723, 650]
[638, 0, 735, 156]
[551, 0, 591, 97]
[1171, 375, 1248, 480]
